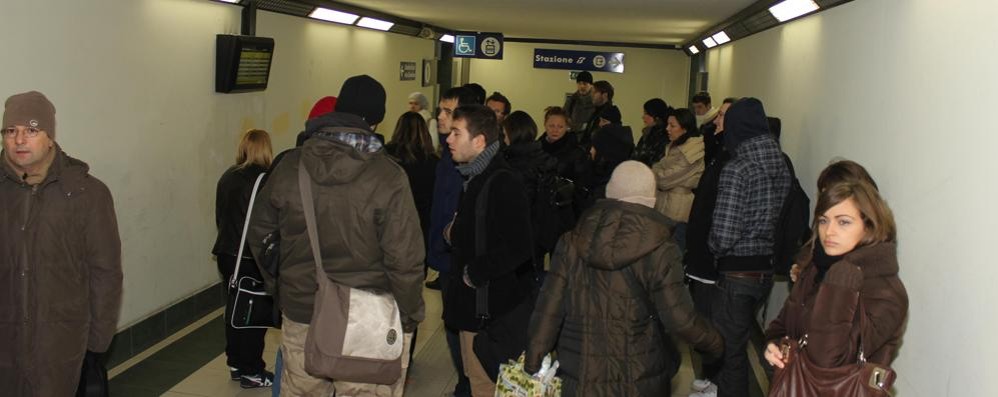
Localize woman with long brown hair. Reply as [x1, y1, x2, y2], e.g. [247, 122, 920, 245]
[764, 161, 908, 388]
[212, 129, 274, 388]
[385, 111, 438, 270]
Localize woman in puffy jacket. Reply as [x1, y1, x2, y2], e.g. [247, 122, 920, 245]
[764, 164, 908, 377]
[525, 161, 723, 396]
[652, 108, 704, 250]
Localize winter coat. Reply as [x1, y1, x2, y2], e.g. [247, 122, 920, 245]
[564, 92, 595, 133]
[213, 163, 268, 257]
[539, 131, 592, 216]
[427, 144, 463, 274]
[524, 200, 723, 396]
[765, 243, 908, 367]
[443, 155, 535, 332]
[247, 112, 425, 332]
[504, 140, 558, 206]
[683, 145, 730, 282]
[384, 145, 438, 243]
[653, 136, 705, 223]
[0, 147, 122, 396]
[632, 123, 669, 166]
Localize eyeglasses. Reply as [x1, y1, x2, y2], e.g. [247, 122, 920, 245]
[2, 127, 42, 139]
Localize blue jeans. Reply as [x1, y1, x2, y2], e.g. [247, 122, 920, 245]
[710, 274, 773, 397]
[272, 349, 282, 397]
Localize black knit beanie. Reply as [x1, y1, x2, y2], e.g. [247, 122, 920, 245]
[336, 75, 386, 126]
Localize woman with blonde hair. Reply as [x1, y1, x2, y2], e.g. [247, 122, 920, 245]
[764, 165, 908, 391]
[212, 129, 275, 388]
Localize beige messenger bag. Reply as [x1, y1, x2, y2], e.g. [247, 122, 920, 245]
[298, 156, 404, 385]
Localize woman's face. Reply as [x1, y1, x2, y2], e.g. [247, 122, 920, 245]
[642, 112, 655, 127]
[408, 99, 422, 112]
[818, 197, 867, 256]
[545, 115, 568, 142]
[666, 116, 686, 142]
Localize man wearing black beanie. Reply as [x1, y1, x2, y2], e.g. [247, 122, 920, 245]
[247, 75, 425, 396]
[563, 71, 594, 133]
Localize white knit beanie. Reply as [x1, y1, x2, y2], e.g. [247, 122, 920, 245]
[606, 160, 657, 208]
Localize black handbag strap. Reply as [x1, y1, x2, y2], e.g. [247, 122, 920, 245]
[231, 172, 266, 288]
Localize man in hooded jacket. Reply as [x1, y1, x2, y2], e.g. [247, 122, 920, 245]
[707, 98, 790, 397]
[0, 91, 123, 396]
[248, 75, 425, 396]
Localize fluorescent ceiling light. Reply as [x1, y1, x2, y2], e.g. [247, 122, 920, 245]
[712, 31, 731, 45]
[688, 46, 700, 55]
[769, 0, 820, 22]
[214, 0, 241, 3]
[703, 37, 717, 48]
[308, 8, 359, 25]
[440, 34, 455, 43]
[357, 17, 394, 31]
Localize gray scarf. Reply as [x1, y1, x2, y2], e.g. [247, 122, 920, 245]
[455, 140, 500, 190]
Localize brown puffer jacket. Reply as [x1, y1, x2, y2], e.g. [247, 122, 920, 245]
[0, 147, 122, 396]
[765, 242, 908, 367]
[524, 199, 723, 396]
[247, 113, 425, 331]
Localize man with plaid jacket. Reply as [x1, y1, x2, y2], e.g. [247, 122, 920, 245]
[706, 97, 790, 397]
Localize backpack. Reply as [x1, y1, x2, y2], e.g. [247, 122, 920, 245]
[773, 154, 811, 276]
[532, 172, 577, 253]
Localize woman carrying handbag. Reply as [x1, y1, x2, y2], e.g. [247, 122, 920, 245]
[212, 129, 275, 389]
[764, 161, 908, 396]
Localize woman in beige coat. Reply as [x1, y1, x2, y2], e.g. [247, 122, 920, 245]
[652, 108, 705, 249]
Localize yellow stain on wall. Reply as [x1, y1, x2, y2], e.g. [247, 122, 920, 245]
[271, 112, 291, 136]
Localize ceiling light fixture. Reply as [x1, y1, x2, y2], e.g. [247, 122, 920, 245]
[439, 34, 455, 43]
[688, 46, 700, 55]
[212, 0, 241, 3]
[712, 31, 731, 45]
[357, 17, 394, 31]
[769, 0, 820, 22]
[308, 7, 359, 25]
[703, 37, 717, 48]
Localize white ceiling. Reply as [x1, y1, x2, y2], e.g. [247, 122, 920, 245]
[336, 0, 758, 45]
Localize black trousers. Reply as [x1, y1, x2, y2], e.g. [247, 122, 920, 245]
[217, 254, 268, 374]
[689, 280, 722, 380]
[710, 274, 773, 397]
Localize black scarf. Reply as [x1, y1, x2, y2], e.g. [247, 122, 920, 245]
[812, 243, 845, 284]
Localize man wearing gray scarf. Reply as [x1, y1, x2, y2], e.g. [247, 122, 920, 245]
[442, 104, 535, 396]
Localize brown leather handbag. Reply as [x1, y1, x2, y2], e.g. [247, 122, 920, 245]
[769, 302, 896, 396]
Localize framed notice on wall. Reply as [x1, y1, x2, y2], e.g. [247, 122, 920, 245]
[400, 61, 417, 81]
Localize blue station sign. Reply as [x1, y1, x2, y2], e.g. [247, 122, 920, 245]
[533, 49, 625, 73]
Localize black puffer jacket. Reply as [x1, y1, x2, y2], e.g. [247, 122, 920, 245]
[539, 132, 592, 217]
[504, 140, 558, 206]
[525, 200, 723, 396]
[632, 123, 669, 166]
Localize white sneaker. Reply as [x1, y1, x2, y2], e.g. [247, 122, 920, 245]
[689, 383, 717, 397]
[691, 379, 714, 392]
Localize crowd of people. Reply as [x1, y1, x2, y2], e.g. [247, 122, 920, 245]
[0, 69, 908, 397]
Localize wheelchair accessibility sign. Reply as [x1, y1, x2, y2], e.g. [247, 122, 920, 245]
[453, 32, 503, 60]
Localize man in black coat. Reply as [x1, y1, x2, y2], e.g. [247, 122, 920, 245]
[443, 105, 534, 396]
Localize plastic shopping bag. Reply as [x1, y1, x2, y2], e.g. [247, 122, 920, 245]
[495, 353, 561, 397]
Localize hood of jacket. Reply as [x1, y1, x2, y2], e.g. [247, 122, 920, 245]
[677, 135, 705, 164]
[540, 130, 579, 154]
[723, 97, 771, 153]
[572, 199, 672, 271]
[300, 112, 384, 185]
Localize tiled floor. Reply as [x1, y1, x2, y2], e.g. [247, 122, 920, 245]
[112, 283, 766, 397]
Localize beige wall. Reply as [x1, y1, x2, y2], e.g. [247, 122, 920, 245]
[705, 0, 998, 394]
[469, 42, 690, 139]
[0, 0, 436, 328]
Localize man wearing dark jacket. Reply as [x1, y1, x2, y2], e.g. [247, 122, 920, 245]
[427, 86, 478, 396]
[563, 71, 594, 133]
[708, 98, 791, 397]
[580, 80, 614, 149]
[0, 91, 123, 396]
[248, 75, 424, 396]
[444, 105, 534, 397]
